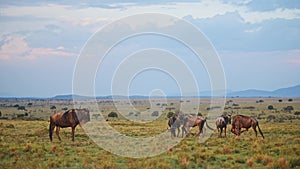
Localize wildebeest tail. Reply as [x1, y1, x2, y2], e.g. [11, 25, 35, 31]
[257, 122, 265, 139]
[205, 119, 214, 130]
[49, 117, 53, 142]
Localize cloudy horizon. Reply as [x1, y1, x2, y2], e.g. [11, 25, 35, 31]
[0, 0, 299, 97]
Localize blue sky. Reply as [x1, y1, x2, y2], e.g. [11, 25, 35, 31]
[0, 0, 299, 97]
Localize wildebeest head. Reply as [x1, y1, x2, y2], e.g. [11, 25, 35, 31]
[76, 108, 90, 124]
[227, 114, 232, 124]
[231, 127, 238, 135]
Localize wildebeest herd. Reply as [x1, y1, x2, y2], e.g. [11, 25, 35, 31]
[48, 108, 264, 142]
[168, 112, 264, 139]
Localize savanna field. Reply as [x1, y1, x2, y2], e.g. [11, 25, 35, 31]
[0, 98, 300, 169]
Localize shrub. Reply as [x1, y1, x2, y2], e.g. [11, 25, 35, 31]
[288, 98, 293, 102]
[266, 115, 276, 122]
[167, 112, 174, 118]
[283, 106, 294, 113]
[197, 112, 202, 116]
[267, 105, 274, 110]
[294, 111, 300, 115]
[151, 111, 159, 116]
[62, 107, 68, 110]
[108, 112, 118, 118]
[256, 100, 264, 103]
[278, 99, 283, 102]
[27, 103, 33, 106]
[17, 106, 26, 110]
[50, 105, 56, 110]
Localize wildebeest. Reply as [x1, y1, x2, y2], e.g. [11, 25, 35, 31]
[181, 115, 214, 137]
[230, 115, 264, 139]
[49, 108, 90, 142]
[216, 114, 231, 137]
[168, 114, 181, 137]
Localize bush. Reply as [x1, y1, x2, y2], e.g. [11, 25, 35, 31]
[294, 112, 300, 115]
[108, 112, 118, 118]
[167, 112, 174, 118]
[267, 105, 274, 110]
[288, 98, 293, 102]
[266, 115, 276, 122]
[283, 106, 294, 113]
[50, 105, 56, 110]
[17, 106, 26, 110]
[151, 111, 159, 117]
[197, 112, 202, 116]
[278, 99, 283, 102]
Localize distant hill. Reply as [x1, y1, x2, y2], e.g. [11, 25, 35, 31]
[0, 85, 299, 100]
[227, 85, 300, 98]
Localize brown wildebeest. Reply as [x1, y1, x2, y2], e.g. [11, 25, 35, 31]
[181, 115, 213, 137]
[216, 114, 231, 137]
[49, 108, 90, 142]
[231, 115, 264, 139]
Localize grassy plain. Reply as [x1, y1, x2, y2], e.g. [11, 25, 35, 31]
[0, 98, 300, 168]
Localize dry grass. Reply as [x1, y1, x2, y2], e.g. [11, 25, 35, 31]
[0, 98, 300, 168]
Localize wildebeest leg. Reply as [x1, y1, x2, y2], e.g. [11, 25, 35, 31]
[219, 127, 223, 137]
[252, 125, 258, 137]
[170, 127, 176, 137]
[71, 127, 75, 142]
[224, 126, 227, 137]
[49, 122, 55, 142]
[176, 127, 180, 137]
[56, 126, 62, 141]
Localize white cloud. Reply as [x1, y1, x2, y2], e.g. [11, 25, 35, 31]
[1, 1, 299, 28]
[239, 8, 300, 24]
[0, 35, 75, 60]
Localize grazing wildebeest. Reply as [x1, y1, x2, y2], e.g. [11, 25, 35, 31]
[216, 114, 231, 137]
[49, 108, 90, 142]
[230, 115, 264, 139]
[181, 115, 213, 137]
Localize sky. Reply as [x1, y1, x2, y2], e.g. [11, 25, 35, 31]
[0, 0, 299, 97]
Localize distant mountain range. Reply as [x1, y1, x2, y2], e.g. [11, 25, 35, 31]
[0, 85, 300, 100]
[227, 84, 300, 98]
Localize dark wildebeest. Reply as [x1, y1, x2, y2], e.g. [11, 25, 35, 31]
[216, 114, 231, 137]
[181, 115, 213, 137]
[168, 113, 184, 137]
[231, 115, 264, 139]
[49, 108, 90, 142]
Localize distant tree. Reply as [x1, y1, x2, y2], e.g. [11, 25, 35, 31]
[17, 106, 26, 111]
[13, 104, 19, 107]
[108, 112, 118, 118]
[50, 106, 56, 110]
[267, 105, 274, 110]
[27, 103, 33, 106]
[288, 98, 293, 102]
[278, 99, 283, 102]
